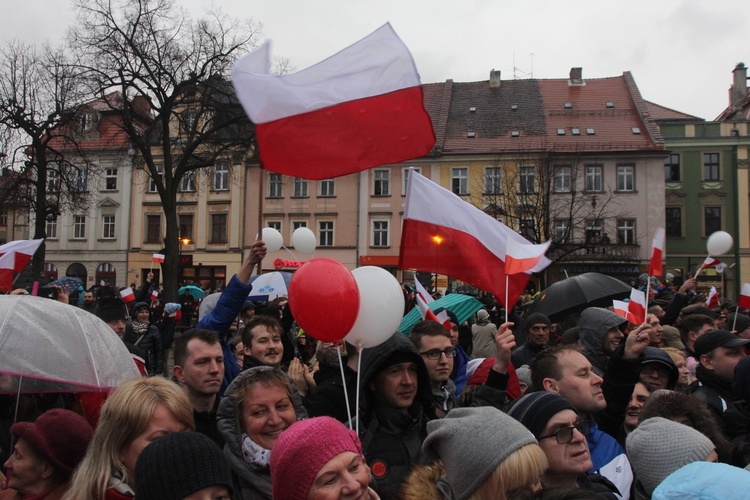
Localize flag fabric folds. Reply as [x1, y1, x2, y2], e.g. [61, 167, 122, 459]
[399, 170, 550, 307]
[648, 228, 665, 277]
[120, 287, 136, 304]
[739, 283, 750, 310]
[0, 238, 44, 273]
[232, 23, 435, 179]
[707, 286, 720, 309]
[628, 289, 647, 325]
[701, 257, 722, 269]
[613, 300, 635, 323]
[152, 253, 165, 264]
[504, 239, 551, 275]
[414, 279, 451, 329]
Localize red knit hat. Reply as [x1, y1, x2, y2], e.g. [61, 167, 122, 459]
[11, 408, 94, 477]
[270, 417, 363, 500]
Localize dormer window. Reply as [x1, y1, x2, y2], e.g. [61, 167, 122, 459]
[631, 127, 641, 134]
[564, 102, 573, 109]
[80, 113, 93, 131]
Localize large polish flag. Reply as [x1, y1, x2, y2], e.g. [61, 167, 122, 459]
[628, 288, 647, 325]
[648, 228, 665, 278]
[399, 170, 550, 308]
[505, 239, 551, 275]
[739, 283, 750, 309]
[232, 23, 435, 179]
[0, 238, 44, 273]
[0, 252, 16, 291]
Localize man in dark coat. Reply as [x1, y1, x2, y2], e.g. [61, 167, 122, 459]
[511, 312, 551, 368]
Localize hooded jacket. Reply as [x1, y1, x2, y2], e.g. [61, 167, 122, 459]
[577, 307, 627, 376]
[641, 346, 679, 389]
[216, 367, 307, 500]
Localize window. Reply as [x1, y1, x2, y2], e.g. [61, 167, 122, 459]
[47, 170, 60, 193]
[519, 217, 537, 241]
[45, 219, 57, 239]
[484, 167, 502, 195]
[182, 109, 197, 133]
[616, 165, 634, 192]
[666, 207, 682, 237]
[586, 220, 602, 244]
[213, 161, 229, 191]
[554, 166, 571, 193]
[704, 207, 722, 237]
[80, 113, 93, 131]
[519, 166, 536, 193]
[102, 215, 115, 239]
[374, 170, 390, 196]
[617, 219, 635, 244]
[585, 166, 602, 192]
[0, 210, 6, 226]
[703, 153, 720, 181]
[267, 221, 282, 232]
[148, 165, 163, 193]
[372, 220, 389, 247]
[402, 167, 421, 195]
[211, 213, 228, 243]
[292, 221, 307, 231]
[292, 177, 308, 197]
[319, 221, 334, 247]
[75, 169, 88, 192]
[452, 168, 468, 195]
[73, 216, 86, 239]
[180, 171, 196, 192]
[179, 214, 194, 241]
[146, 214, 161, 243]
[664, 154, 680, 182]
[105, 168, 118, 190]
[554, 220, 570, 244]
[268, 173, 282, 198]
[319, 179, 335, 197]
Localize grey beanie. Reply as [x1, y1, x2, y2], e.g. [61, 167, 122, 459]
[515, 365, 532, 388]
[423, 406, 537, 500]
[626, 417, 715, 496]
[524, 313, 551, 333]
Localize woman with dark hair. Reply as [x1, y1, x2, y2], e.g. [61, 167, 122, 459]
[124, 302, 162, 375]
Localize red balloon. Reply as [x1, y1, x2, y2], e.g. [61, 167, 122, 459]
[288, 258, 360, 342]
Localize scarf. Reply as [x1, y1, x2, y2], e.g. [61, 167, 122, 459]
[241, 433, 272, 469]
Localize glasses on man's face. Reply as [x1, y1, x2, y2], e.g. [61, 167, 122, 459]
[419, 347, 457, 360]
[538, 420, 591, 444]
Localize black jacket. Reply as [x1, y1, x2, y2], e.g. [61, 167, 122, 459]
[124, 322, 162, 374]
[306, 363, 357, 423]
[684, 364, 737, 435]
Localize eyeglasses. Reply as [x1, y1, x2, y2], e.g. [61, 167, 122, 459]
[419, 347, 457, 360]
[538, 420, 591, 444]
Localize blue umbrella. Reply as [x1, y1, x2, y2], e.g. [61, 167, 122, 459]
[48, 276, 83, 290]
[397, 294, 485, 334]
[178, 285, 205, 300]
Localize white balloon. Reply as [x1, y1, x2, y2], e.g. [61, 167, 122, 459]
[261, 227, 283, 253]
[345, 266, 404, 348]
[706, 231, 733, 256]
[292, 227, 317, 254]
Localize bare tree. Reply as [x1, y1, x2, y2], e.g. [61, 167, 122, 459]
[0, 39, 92, 280]
[70, 0, 262, 299]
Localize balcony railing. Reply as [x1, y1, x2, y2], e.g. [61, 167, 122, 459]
[548, 243, 641, 262]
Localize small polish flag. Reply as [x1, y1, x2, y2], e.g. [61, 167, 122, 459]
[413, 278, 433, 304]
[120, 287, 136, 304]
[613, 300, 635, 323]
[628, 288, 647, 325]
[100, 280, 106, 287]
[504, 239, 552, 275]
[701, 257, 722, 269]
[416, 294, 453, 332]
[707, 286, 720, 309]
[648, 228, 665, 278]
[150, 289, 159, 301]
[739, 283, 750, 309]
[152, 253, 165, 264]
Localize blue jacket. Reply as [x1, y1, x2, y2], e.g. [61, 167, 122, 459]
[652, 462, 750, 500]
[587, 418, 633, 500]
[453, 345, 470, 396]
[197, 275, 250, 396]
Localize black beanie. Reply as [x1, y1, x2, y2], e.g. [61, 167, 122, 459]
[95, 298, 127, 323]
[507, 392, 577, 438]
[524, 313, 551, 333]
[135, 432, 233, 500]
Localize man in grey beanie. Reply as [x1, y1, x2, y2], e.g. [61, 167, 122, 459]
[626, 417, 716, 498]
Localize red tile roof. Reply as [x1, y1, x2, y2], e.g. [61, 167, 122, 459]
[645, 100, 702, 121]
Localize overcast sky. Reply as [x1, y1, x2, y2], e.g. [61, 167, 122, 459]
[2, 0, 748, 120]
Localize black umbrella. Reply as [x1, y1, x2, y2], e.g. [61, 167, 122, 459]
[530, 272, 633, 322]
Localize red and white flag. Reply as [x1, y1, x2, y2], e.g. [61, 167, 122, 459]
[0, 238, 44, 273]
[707, 286, 720, 309]
[120, 287, 136, 304]
[505, 239, 551, 275]
[628, 288, 647, 325]
[152, 253, 165, 264]
[0, 252, 16, 291]
[100, 280, 106, 287]
[150, 289, 159, 302]
[701, 257, 723, 269]
[648, 227, 665, 277]
[613, 300, 635, 323]
[414, 279, 451, 329]
[399, 170, 550, 308]
[232, 23, 435, 179]
[739, 283, 750, 309]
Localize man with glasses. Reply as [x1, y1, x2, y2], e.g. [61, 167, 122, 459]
[409, 319, 514, 417]
[508, 391, 620, 496]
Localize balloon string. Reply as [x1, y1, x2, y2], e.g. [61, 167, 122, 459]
[337, 347, 353, 429]
[356, 344, 363, 438]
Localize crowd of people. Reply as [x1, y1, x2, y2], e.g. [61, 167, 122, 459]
[3, 241, 750, 499]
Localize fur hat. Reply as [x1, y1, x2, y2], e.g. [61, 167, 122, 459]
[271, 417, 363, 500]
[11, 409, 93, 477]
[135, 432, 233, 500]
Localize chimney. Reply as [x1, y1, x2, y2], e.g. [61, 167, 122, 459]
[570, 67, 583, 84]
[489, 70, 501, 88]
[732, 62, 748, 108]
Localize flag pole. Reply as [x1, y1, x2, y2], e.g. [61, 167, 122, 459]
[505, 275, 509, 324]
[256, 166, 264, 276]
[644, 278, 651, 326]
[694, 255, 709, 280]
[733, 308, 739, 333]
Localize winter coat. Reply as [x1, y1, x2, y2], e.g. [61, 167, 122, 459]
[587, 417, 634, 500]
[306, 363, 357, 423]
[510, 340, 546, 369]
[652, 461, 750, 500]
[124, 321, 162, 375]
[684, 364, 737, 435]
[577, 307, 627, 376]
[471, 320, 497, 358]
[216, 368, 308, 500]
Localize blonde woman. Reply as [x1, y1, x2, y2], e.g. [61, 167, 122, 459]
[64, 377, 194, 500]
[662, 346, 692, 389]
[401, 407, 547, 500]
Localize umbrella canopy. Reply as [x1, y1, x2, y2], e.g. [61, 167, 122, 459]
[0, 296, 141, 393]
[529, 272, 633, 322]
[178, 285, 205, 300]
[249, 272, 292, 301]
[48, 276, 83, 290]
[398, 293, 485, 334]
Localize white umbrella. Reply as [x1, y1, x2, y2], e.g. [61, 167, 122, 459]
[0, 296, 141, 393]
[248, 271, 292, 301]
